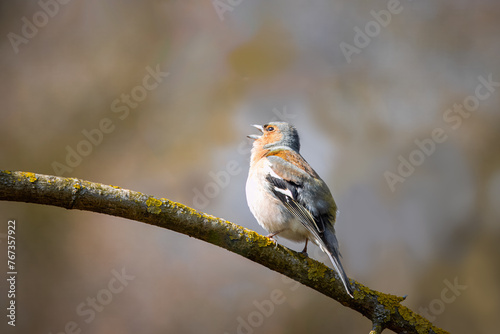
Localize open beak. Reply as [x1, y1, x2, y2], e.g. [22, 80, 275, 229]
[247, 124, 263, 140]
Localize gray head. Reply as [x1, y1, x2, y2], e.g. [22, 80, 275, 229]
[247, 122, 300, 152]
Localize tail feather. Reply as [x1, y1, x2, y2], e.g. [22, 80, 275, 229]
[319, 228, 353, 298]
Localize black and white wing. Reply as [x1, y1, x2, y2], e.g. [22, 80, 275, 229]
[265, 154, 353, 297]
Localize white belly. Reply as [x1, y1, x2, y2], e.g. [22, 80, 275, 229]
[245, 165, 311, 243]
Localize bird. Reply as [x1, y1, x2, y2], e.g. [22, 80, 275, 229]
[245, 121, 353, 297]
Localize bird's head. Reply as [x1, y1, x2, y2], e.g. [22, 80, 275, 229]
[247, 122, 300, 152]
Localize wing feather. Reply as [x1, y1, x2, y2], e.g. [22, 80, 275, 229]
[265, 174, 324, 237]
[264, 152, 354, 297]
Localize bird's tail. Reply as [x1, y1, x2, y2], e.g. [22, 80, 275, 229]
[318, 228, 353, 298]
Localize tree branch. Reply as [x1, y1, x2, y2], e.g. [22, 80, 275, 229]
[0, 170, 447, 334]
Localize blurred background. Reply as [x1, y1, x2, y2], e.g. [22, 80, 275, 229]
[1, 1, 499, 333]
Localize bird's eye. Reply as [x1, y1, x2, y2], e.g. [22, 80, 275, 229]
[266, 126, 275, 132]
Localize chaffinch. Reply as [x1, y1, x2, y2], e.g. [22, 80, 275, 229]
[246, 122, 353, 297]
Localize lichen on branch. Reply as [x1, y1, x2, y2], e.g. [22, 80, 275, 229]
[0, 170, 448, 334]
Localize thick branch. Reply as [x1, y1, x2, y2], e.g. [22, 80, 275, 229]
[0, 170, 447, 334]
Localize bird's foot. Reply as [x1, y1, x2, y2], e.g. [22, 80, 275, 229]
[300, 239, 309, 257]
[265, 233, 279, 248]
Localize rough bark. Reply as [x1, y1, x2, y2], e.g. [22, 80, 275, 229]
[0, 170, 448, 334]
